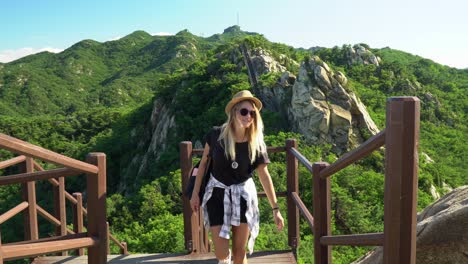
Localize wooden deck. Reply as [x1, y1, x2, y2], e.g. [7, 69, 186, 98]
[32, 250, 296, 263]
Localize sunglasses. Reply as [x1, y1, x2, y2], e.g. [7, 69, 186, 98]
[238, 108, 256, 117]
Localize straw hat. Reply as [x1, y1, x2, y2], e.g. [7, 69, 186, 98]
[225, 90, 262, 114]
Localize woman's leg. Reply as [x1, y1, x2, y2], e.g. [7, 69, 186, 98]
[232, 223, 250, 264]
[210, 225, 231, 262]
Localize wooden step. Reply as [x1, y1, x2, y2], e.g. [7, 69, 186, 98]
[32, 250, 296, 263]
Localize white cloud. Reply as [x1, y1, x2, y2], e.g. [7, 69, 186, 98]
[152, 32, 173, 36]
[0, 47, 64, 63]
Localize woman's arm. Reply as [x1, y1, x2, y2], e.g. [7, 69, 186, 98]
[257, 163, 284, 231]
[257, 163, 279, 208]
[190, 143, 210, 212]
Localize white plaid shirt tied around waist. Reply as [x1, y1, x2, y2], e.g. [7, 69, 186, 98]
[201, 175, 260, 254]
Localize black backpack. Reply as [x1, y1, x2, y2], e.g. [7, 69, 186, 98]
[184, 157, 212, 200]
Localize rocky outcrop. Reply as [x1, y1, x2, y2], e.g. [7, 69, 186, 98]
[119, 98, 176, 192]
[346, 44, 381, 66]
[394, 78, 421, 93]
[241, 46, 295, 113]
[250, 48, 287, 76]
[289, 56, 379, 153]
[352, 186, 468, 264]
[234, 44, 379, 153]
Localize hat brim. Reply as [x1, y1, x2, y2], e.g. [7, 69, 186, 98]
[225, 97, 262, 114]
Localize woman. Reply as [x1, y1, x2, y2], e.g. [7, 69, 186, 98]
[190, 90, 284, 264]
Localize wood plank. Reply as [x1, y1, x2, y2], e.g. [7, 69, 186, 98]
[32, 250, 297, 263]
[286, 139, 299, 249]
[291, 192, 314, 231]
[86, 153, 107, 264]
[0, 202, 29, 225]
[289, 147, 313, 173]
[384, 97, 419, 264]
[319, 130, 385, 179]
[0, 168, 78, 186]
[313, 162, 331, 264]
[2, 237, 98, 260]
[6, 233, 87, 246]
[0, 133, 98, 174]
[0, 155, 26, 169]
[72, 193, 85, 256]
[25, 157, 39, 241]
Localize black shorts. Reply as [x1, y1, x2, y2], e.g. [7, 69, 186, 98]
[206, 187, 247, 226]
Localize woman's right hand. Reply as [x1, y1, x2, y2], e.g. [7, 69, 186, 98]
[190, 193, 200, 212]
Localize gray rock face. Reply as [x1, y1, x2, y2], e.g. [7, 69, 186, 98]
[352, 186, 468, 264]
[250, 48, 286, 76]
[288, 56, 379, 153]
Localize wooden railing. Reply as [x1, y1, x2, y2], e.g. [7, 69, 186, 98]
[180, 97, 420, 264]
[0, 133, 127, 263]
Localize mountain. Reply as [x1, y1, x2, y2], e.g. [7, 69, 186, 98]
[0, 26, 466, 263]
[0, 29, 241, 116]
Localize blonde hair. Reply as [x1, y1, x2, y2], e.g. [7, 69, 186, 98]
[219, 100, 267, 164]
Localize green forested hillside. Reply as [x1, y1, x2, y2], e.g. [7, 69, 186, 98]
[0, 26, 466, 263]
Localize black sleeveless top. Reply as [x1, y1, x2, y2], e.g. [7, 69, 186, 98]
[205, 127, 270, 186]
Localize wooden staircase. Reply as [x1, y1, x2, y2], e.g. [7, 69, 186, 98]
[2, 96, 421, 264]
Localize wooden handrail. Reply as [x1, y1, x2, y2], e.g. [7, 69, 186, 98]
[0, 167, 78, 186]
[0, 155, 26, 170]
[0, 202, 29, 225]
[291, 192, 314, 231]
[319, 130, 386, 179]
[2, 236, 99, 261]
[0, 133, 98, 174]
[289, 147, 313, 173]
[320, 233, 384, 246]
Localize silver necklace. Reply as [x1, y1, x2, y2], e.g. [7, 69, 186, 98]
[231, 161, 239, 169]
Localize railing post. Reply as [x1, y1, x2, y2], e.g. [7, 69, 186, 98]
[121, 242, 128, 255]
[286, 139, 299, 251]
[313, 162, 331, 264]
[20, 157, 39, 241]
[53, 176, 67, 256]
[86, 153, 107, 264]
[106, 222, 111, 254]
[383, 97, 420, 264]
[72, 192, 84, 256]
[180, 141, 194, 252]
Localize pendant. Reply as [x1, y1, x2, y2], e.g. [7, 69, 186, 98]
[231, 161, 239, 169]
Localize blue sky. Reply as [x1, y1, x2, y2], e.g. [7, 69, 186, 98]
[1, 0, 467, 68]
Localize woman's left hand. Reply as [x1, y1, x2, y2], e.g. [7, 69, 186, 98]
[273, 210, 284, 231]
